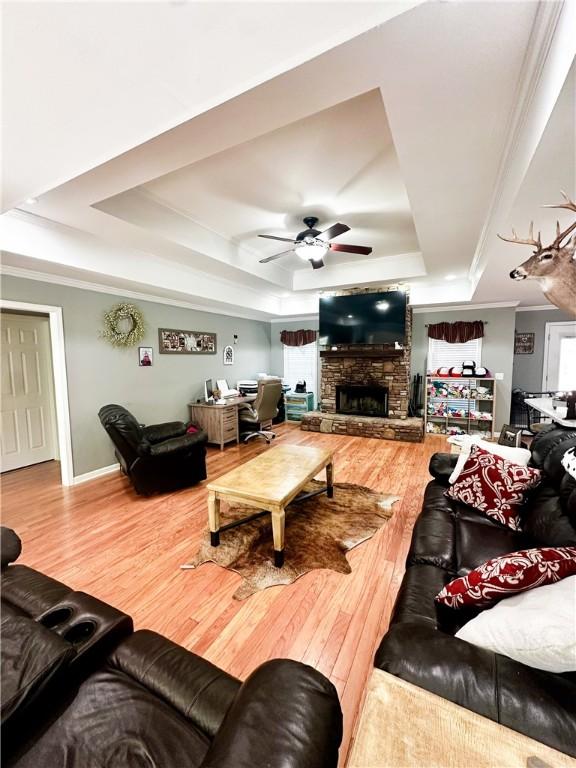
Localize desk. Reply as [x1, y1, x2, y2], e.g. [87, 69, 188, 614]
[188, 396, 256, 450]
[525, 397, 576, 428]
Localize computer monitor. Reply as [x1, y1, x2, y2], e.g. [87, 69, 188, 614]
[204, 378, 214, 402]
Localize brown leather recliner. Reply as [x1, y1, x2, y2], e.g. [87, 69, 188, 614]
[98, 404, 208, 494]
[1, 530, 343, 768]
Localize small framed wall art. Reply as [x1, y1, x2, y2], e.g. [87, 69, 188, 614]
[223, 345, 234, 365]
[514, 332, 534, 355]
[498, 424, 523, 447]
[158, 328, 217, 354]
[139, 347, 153, 366]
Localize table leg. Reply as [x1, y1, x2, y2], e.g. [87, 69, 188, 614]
[326, 461, 334, 499]
[271, 507, 285, 568]
[208, 491, 221, 547]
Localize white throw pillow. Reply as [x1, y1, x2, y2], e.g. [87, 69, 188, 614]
[455, 576, 576, 673]
[448, 435, 531, 484]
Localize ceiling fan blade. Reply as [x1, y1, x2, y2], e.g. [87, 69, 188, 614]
[259, 249, 294, 264]
[329, 243, 372, 255]
[318, 222, 350, 241]
[310, 258, 325, 270]
[258, 234, 296, 243]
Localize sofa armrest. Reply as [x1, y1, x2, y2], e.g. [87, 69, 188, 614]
[108, 630, 240, 738]
[375, 622, 576, 757]
[143, 421, 187, 443]
[1, 527, 22, 569]
[200, 659, 342, 768]
[148, 430, 207, 456]
[428, 452, 458, 485]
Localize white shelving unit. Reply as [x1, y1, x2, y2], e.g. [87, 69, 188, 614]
[425, 376, 496, 438]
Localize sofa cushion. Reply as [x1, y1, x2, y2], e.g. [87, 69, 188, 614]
[11, 662, 212, 768]
[2, 565, 72, 619]
[455, 576, 576, 673]
[108, 630, 240, 739]
[436, 546, 576, 608]
[455, 518, 530, 575]
[1, 614, 75, 726]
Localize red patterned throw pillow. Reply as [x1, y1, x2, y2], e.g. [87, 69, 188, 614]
[445, 445, 541, 530]
[436, 547, 576, 608]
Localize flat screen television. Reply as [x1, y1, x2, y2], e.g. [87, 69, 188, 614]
[319, 291, 406, 345]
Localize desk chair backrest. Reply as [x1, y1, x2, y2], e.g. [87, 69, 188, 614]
[252, 379, 282, 422]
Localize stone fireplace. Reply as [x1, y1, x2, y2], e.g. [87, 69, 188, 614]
[300, 287, 424, 442]
[336, 384, 389, 417]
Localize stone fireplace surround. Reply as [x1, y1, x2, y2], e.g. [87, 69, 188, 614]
[301, 287, 424, 442]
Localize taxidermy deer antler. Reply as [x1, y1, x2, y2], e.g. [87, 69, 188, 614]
[498, 191, 576, 317]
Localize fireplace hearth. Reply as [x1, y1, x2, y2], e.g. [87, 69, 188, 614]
[336, 384, 389, 417]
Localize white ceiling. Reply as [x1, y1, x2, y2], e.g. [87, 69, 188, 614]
[1, 0, 421, 210]
[136, 89, 420, 271]
[1, 0, 574, 319]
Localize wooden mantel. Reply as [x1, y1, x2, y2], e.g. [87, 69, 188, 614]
[320, 349, 404, 359]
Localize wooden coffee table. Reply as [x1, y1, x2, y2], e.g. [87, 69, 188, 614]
[206, 444, 334, 568]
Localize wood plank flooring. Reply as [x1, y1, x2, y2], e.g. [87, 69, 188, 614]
[0, 424, 446, 765]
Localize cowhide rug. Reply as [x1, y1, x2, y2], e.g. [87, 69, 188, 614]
[181, 480, 400, 600]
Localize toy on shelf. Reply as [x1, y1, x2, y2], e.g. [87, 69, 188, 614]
[424, 374, 495, 438]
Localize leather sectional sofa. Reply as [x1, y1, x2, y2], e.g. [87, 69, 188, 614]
[1, 528, 343, 768]
[375, 426, 576, 757]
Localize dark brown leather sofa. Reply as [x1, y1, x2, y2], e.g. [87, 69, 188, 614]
[375, 426, 576, 757]
[1, 529, 343, 768]
[98, 404, 208, 495]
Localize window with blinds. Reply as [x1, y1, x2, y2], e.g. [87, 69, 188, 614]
[427, 337, 482, 372]
[283, 342, 318, 405]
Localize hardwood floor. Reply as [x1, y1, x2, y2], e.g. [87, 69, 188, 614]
[1, 424, 446, 765]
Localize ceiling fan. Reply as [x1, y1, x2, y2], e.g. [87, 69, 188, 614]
[258, 216, 372, 269]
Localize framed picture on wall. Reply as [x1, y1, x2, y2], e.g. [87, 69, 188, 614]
[514, 332, 534, 354]
[223, 345, 234, 365]
[138, 347, 153, 366]
[158, 328, 217, 354]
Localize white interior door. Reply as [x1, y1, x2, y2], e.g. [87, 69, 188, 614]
[543, 321, 576, 391]
[1, 314, 57, 472]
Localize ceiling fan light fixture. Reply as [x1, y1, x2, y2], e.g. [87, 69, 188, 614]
[294, 240, 328, 262]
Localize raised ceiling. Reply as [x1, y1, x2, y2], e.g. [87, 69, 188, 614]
[137, 89, 420, 272]
[1, 1, 574, 319]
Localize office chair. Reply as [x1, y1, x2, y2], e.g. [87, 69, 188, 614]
[238, 379, 282, 443]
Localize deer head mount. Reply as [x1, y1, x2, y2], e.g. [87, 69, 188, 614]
[498, 191, 576, 317]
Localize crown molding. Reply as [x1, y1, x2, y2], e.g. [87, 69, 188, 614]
[0, 264, 275, 322]
[412, 301, 519, 314]
[269, 314, 319, 324]
[515, 304, 559, 312]
[468, 0, 566, 283]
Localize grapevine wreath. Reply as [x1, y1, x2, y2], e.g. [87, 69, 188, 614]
[101, 303, 145, 348]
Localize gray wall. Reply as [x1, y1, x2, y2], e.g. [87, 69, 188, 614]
[1, 275, 271, 476]
[411, 307, 516, 428]
[512, 308, 574, 391]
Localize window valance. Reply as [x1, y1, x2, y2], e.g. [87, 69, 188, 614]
[427, 321, 485, 343]
[280, 329, 318, 347]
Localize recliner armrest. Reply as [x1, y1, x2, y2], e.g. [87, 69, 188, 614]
[200, 659, 342, 768]
[148, 431, 207, 456]
[143, 421, 187, 443]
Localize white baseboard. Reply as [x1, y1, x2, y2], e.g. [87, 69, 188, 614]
[72, 463, 120, 485]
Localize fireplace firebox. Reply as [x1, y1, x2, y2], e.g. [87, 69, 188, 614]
[336, 385, 389, 417]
